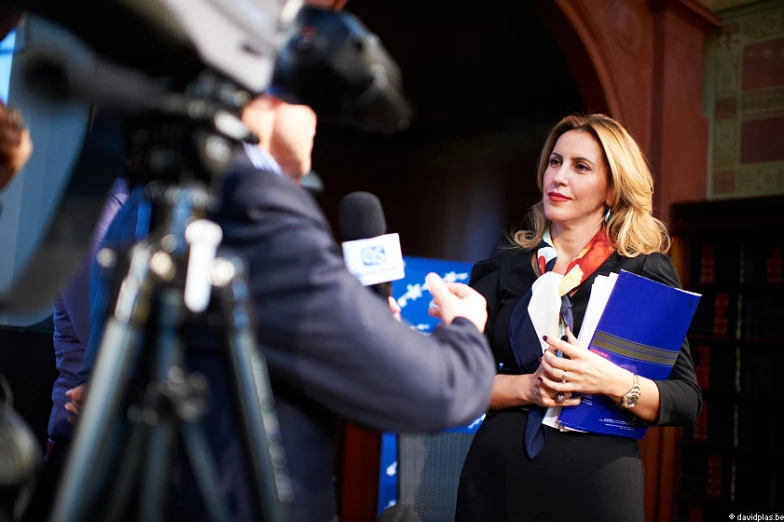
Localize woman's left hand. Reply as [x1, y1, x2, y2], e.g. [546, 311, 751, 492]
[539, 328, 630, 398]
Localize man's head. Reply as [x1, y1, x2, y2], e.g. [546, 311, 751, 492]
[242, 94, 317, 184]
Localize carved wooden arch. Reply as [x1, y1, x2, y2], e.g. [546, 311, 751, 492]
[532, 0, 654, 150]
[534, 0, 621, 116]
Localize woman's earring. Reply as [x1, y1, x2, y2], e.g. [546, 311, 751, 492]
[604, 206, 612, 224]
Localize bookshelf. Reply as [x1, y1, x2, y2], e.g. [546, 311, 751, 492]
[663, 196, 784, 522]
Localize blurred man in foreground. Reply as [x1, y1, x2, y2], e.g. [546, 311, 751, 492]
[70, 88, 495, 521]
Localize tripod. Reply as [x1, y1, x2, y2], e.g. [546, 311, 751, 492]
[48, 78, 292, 522]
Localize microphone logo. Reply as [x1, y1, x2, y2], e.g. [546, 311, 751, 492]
[342, 233, 404, 286]
[361, 246, 387, 266]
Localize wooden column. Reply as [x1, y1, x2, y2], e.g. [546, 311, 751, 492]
[647, 5, 718, 520]
[649, 0, 720, 221]
[337, 423, 381, 522]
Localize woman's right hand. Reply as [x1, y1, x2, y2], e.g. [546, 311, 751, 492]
[523, 363, 582, 408]
[489, 365, 582, 410]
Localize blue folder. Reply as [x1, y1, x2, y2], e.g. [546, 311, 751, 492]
[557, 270, 701, 438]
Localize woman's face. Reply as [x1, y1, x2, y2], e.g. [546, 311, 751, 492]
[542, 129, 612, 230]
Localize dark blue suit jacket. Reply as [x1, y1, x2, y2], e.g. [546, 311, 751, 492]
[80, 155, 496, 521]
[50, 178, 129, 442]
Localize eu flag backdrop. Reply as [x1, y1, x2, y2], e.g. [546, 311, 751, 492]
[377, 256, 486, 515]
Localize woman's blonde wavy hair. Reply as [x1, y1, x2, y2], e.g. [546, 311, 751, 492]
[513, 113, 670, 257]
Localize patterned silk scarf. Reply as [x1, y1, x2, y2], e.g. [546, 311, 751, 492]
[508, 226, 615, 459]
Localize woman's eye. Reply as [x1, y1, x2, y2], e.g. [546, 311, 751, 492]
[549, 158, 559, 166]
[576, 163, 589, 171]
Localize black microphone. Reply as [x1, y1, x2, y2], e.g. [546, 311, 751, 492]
[337, 192, 404, 299]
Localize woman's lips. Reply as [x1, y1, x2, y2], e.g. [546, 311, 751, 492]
[548, 192, 570, 202]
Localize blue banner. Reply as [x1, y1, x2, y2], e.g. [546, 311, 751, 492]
[376, 256, 485, 516]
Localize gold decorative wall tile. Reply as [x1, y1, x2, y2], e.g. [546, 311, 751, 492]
[713, 119, 739, 168]
[743, 9, 783, 42]
[716, 26, 742, 97]
[707, 4, 784, 198]
[741, 86, 784, 118]
[735, 162, 784, 193]
[714, 170, 737, 193]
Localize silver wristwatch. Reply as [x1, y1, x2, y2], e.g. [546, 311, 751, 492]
[618, 373, 641, 409]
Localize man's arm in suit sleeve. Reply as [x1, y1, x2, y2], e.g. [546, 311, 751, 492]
[61, 181, 129, 348]
[219, 167, 496, 433]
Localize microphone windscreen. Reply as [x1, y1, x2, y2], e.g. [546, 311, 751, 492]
[337, 191, 387, 241]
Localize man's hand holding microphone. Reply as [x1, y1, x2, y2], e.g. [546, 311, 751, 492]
[426, 272, 487, 333]
[337, 191, 487, 333]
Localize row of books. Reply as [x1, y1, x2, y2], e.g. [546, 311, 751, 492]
[690, 292, 737, 337]
[678, 449, 783, 519]
[693, 345, 738, 393]
[677, 499, 784, 522]
[677, 503, 758, 522]
[734, 455, 783, 508]
[690, 242, 783, 285]
[678, 504, 727, 522]
[683, 400, 736, 446]
[679, 447, 732, 499]
[740, 291, 784, 339]
[690, 291, 784, 339]
[693, 344, 784, 395]
[684, 401, 784, 450]
[734, 345, 784, 395]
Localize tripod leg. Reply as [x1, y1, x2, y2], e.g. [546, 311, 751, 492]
[138, 289, 185, 522]
[180, 421, 232, 522]
[103, 407, 150, 522]
[50, 244, 156, 522]
[212, 255, 292, 522]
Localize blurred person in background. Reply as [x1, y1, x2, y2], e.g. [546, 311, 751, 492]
[0, 8, 29, 190]
[19, 177, 129, 522]
[0, 102, 32, 190]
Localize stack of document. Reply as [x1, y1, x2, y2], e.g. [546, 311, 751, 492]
[542, 270, 701, 439]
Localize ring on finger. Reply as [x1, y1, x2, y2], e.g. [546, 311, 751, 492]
[561, 370, 568, 384]
[555, 393, 566, 404]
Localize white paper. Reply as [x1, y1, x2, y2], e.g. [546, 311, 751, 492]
[542, 272, 619, 431]
[577, 272, 618, 346]
[527, 271, 564, 355]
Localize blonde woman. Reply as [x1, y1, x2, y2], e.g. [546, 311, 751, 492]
[455, 114, 701, 522]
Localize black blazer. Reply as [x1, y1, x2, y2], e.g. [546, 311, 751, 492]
[470, 245, 702, 427]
